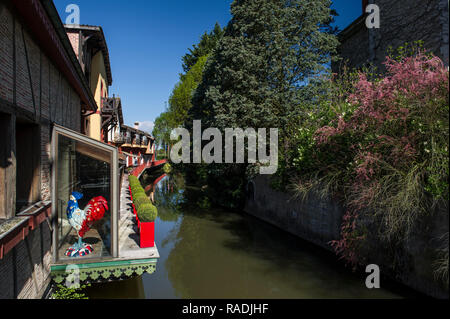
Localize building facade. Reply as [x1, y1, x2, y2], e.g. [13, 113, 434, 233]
[65, 26, 156, 168]
[120, 123, 156, 168]
[0, 0, 97, 299]
[65, 25, 113, 141]
[334, 0, 449, 72]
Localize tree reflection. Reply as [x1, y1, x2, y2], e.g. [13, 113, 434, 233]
[141, 172, 185, 222]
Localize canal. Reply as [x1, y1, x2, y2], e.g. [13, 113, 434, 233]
[84, 171, 418, 299]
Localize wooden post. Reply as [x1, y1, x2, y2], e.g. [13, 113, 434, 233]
[0, 112, 16, 219]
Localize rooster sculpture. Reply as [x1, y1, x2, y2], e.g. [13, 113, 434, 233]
[65, 192, 108, 258]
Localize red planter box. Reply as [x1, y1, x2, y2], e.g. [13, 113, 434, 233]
[139, 221, 155, 248]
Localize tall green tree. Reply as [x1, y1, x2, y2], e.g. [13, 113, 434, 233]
[188, 0, 339, 207]
[153, 23, 224, 156]
[168, 55, 208, 127]
[191, 0, 338, 131]
[152, 111, 175, 150]
[182, 23, 224, 74]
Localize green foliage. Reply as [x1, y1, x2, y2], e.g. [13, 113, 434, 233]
[169, 56, 208, 128]
[152, 57, 210, 149]
[290, 46, 449, 274]
[187, 0, 338, 207]
[132, 188, 145, 196]
[133, 196, 149, 211]
[138, 203, 158, 222]
[386, 40, 426, 62]
[152, 25, 224, 150]
[129, 174, 158, 222]
[51, 284, 90, 299]
[132, 191, 147, 200]
[128, 175, 139, 186]
[190, 0, 338, 130]
[181, 22, 224, 73]
[152, 112, 175, 152]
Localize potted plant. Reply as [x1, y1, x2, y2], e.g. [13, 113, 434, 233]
[133, 194, 147, 211]
[128, 174, 158, 242]
[133, 195, 148, 229]
[137, 203, 158, 248]
[128, 175, 140, 201]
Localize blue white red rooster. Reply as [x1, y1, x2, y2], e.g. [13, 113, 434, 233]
[65, 192, 108, 258]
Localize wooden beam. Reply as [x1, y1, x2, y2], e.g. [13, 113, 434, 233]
[75, 141, 111, 163]
[0, 113, 16, 219]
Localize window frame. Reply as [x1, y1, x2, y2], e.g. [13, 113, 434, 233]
[51, 124, 119, 263]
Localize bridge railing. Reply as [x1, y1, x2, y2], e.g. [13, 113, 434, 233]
[131, 159, 168, 177]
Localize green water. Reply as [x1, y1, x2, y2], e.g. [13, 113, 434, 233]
[85, 173, 418, 299]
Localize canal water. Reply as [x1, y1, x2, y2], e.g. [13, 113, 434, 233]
[85, 171, 418, 299]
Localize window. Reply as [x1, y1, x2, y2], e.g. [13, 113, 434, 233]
[0, 113, 41, 218]
[16, 119, 41, 212]
[52, 124, 118, 262]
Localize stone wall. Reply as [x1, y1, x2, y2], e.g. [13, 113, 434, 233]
[245, 175, 449, 299]
[335, 0, 449, 71]
[245, 175, 343, 252]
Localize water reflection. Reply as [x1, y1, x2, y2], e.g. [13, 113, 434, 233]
[86, 172, 417, 299]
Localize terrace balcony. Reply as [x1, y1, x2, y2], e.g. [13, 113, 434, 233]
[113, 132, 125, 145]
[101, 97, 123, 130]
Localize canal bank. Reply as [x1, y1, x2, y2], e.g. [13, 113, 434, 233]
[244, 175, 449, 299]
[83, 172, 421, 299]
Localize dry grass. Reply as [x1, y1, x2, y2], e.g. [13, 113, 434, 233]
[367, 162, 430, 241]
[433, 232, 449, 286]
[288, 170, 342, 203]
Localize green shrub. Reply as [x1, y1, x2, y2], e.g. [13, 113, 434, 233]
[133, 192, 147, 201]
[132, 188, 145, 196]
[130, 182, 143, 191]
[128, 175, 139, 185]
[137, 203, 158, 222]
[51, 284, 90, 299]
[291, 48, 449, 271]
[133, 196, 150, 210]
[128, 175, 138, 182]
[129, 182, 140, 189]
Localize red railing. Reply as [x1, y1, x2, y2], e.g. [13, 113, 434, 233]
[144, 173, 167, 192]
[131, 159, 168, 177]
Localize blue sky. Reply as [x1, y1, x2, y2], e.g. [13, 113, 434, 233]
[54, 0, 362, 133]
